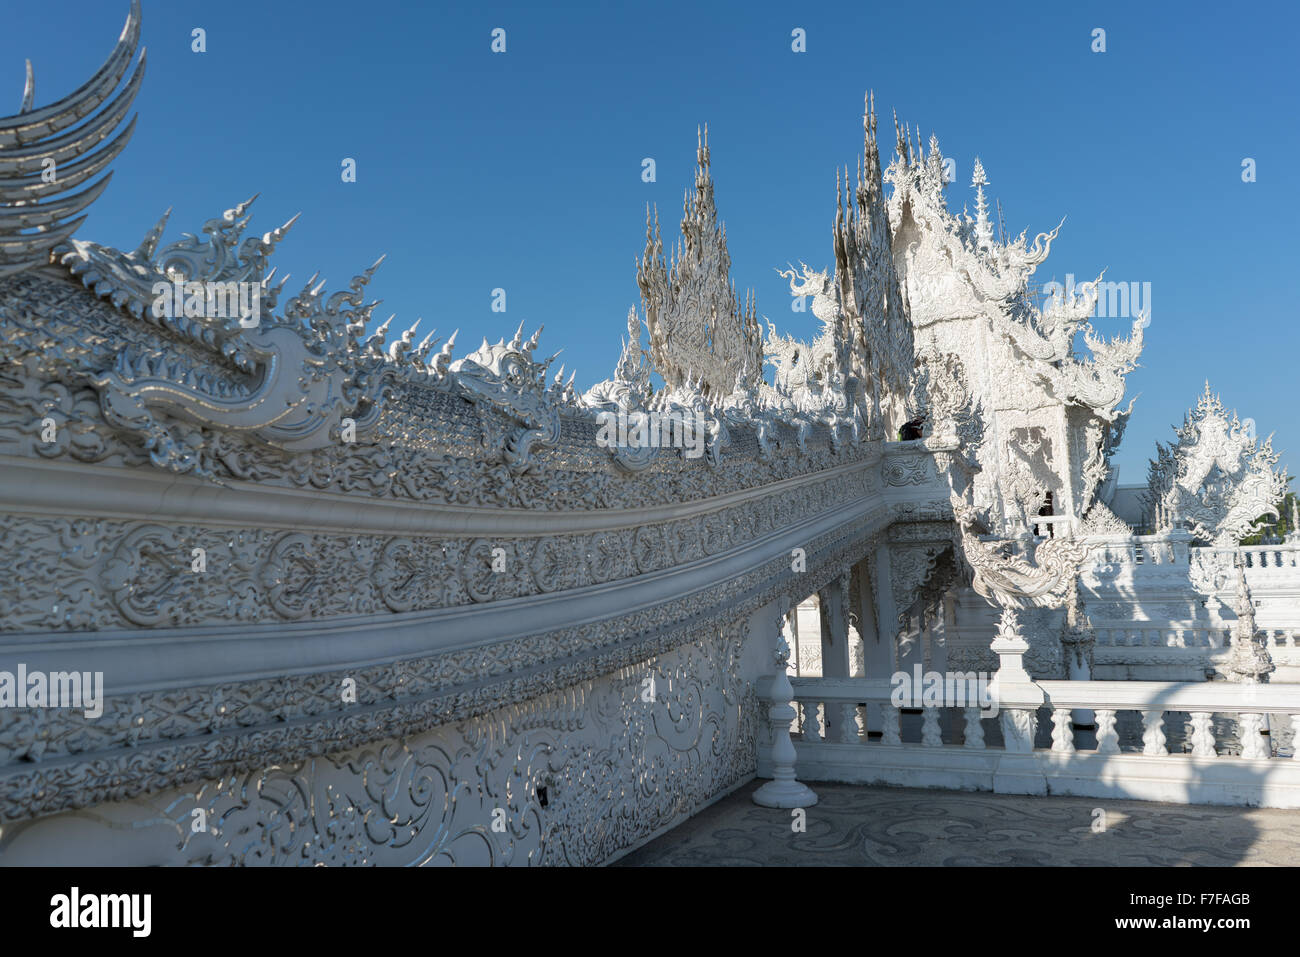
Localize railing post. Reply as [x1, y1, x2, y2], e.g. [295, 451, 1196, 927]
[1095, 709, 1121, 754]
[921, 707, 942, 747]
[1050, 709, 1075, 752]
[1141, 710, 1167, 755]
[819, 572, 858, 744]
[989, 607, 1045, 750]
[754, 604, 818, 809]
[962, 707, 986, 749]
[802, 701, 822, 742]
[1189, 712, 1216, 757]
[1238, 713, 1269, 760]
[999, 709, 1038, 753]
[881, 703, 902, 746]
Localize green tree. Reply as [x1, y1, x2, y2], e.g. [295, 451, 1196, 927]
[1240, 485, 1297, 545]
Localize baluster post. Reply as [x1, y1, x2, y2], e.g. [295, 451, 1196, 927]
[754, 606, 818, 808]
[1189, 712, 1216, 757]
[882, 703, 902, 746]
[1141, 710, 1167, 755]
[1239, 713, 1269, 760]
[921, 707, 942, 747]
[962, 707, 986, 749]
[1095, 709, 1120, 754]
[803, 701, 822, 742]
[1050, 709, 1076, 753]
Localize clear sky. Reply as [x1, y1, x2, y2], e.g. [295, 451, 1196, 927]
[4, 0, 1297, 486]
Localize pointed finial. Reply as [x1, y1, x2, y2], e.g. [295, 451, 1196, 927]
[264, 212, 301, 250]
[20, 59, 34, 114]
[134, 208, 172, 259]
[892, 110, 910, 164]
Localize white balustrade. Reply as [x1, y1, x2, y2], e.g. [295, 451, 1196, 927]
[782, 676, 1300, 807]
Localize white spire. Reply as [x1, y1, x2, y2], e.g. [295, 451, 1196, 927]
[971, 157, 993, 250]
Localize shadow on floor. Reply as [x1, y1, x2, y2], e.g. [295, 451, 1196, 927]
[613, 780, 1300, 866]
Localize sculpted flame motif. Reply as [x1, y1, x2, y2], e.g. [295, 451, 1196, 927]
[49, 199, 401, 477]
[762, 308, 847, 417]
[952, 502, 1088, 611]
[448, 323, 563, 475]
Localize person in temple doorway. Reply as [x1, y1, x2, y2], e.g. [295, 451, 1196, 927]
[899, 414, 926, 441]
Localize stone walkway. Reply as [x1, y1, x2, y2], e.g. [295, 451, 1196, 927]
[615, 781, 1300, 866]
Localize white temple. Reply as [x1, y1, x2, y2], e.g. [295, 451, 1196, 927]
[1, 4, 1297, 866]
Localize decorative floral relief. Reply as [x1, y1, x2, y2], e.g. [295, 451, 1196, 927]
[0, 496, 885, 823]
[0, 465, 875, 633]
[0, 620, 758, 866]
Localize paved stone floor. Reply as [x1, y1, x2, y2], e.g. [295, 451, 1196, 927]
[616, 781, 1300, 866]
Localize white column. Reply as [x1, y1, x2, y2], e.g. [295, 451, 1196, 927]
[819, 572, 857, 744]
[856, 558, 890, 735]
[1067, 644, 1095, 728]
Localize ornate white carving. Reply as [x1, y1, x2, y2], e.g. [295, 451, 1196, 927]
[0, 2, 143, 278]
[6, 8, 1295, 859]
[1145, 382, 1289, 546]
[638, 127, 762, 403]
[1216, 560, 1274, 683]
[952, 503, 1087, 612]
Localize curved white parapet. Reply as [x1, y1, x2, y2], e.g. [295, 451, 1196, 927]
[12, 4, 1271, 866]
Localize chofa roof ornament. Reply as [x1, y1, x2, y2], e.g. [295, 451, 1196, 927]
[0, 0, 144, 277]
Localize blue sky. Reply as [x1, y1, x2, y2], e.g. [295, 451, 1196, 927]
[4, 0, 1297, 486]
